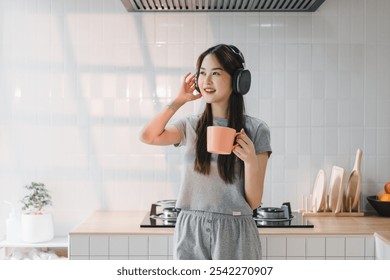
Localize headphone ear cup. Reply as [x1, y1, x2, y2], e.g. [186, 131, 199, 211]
[233, 69, 251, 95]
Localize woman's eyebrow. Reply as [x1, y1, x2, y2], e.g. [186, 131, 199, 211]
[200, 67, 224, 71]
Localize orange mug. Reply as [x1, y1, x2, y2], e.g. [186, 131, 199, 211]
[207, 126, 239, 155]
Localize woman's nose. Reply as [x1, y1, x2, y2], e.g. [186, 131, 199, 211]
[205, 74, 212, 84]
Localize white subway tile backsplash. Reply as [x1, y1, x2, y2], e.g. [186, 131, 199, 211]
[298, 128, 311, 155]
[286, 45, 298, 71]
[220, 14, 234, 42]
[246, 15, 260, 44]
[272, 16, 285, 44]
[299, 16, 312, 44]
[298, 99, 311, 126]
[233, 14, 247, 44]
[312, 15, 326, 44]
[285, 16, 298, 44]
[285, 128, 298, 155]
[325, 127, 338, 155]
[273, 72, 285, 98]
[311, 127, 324, 155]
[260, 45, 273, 70]
[259, 15, 272, 42]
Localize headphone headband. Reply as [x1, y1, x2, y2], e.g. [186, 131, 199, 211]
[228, 45, 246, 68]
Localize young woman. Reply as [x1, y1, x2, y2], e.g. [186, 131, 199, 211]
[140, 44, 272, 260]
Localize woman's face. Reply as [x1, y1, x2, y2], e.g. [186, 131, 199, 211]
[197, 54, 232, 105]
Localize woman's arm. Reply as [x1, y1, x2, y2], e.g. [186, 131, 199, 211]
[243, 153, 269, 209]
[233, 129, 269, 209]
[139, 72, 201, 146]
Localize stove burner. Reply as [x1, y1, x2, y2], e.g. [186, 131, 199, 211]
[254, 216, 293, 226]
[162, 207, 180, 219]
[156, 200, 177, 207]
[150, 213, 177, 225]
[141, 201, 313, 228]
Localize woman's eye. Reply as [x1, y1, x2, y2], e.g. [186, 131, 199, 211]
[212, 72, 220, 76]
[199, 71, 206, 75]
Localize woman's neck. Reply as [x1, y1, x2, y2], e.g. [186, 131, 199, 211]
[211, 103, 228, 118]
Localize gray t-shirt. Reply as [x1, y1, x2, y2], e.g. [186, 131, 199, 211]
[172, 115, 272, 216]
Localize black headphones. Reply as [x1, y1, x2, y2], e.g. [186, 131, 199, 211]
[229, 45, 251, 95]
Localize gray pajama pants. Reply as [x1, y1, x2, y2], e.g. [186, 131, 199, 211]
[173, 210, 262, 260]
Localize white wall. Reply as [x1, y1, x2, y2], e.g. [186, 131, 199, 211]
[0, 0, 389, 237]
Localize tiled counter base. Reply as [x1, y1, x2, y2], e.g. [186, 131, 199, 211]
[69, 235, 174, 260]
[69, 235, 377, 260]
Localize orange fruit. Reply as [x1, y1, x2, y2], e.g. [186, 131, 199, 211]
[378, 192, 390, 202]
[385, 182, 390, 194]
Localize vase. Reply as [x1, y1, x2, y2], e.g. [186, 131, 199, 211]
[21, 213, 54, 243]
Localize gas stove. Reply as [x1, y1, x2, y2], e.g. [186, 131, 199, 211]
[140, 200, 314, 228]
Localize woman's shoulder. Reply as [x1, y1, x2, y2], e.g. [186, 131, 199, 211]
[186, 114, 201, 124]
[174, 114, 200, 127]
[243, 115, 270, 131]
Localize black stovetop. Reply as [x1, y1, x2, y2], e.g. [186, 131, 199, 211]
[140, 204, 314, 228]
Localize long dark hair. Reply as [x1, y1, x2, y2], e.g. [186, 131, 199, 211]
[194, 44, 247, 184]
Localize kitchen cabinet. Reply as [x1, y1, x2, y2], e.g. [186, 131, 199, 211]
[0, 237, 68, 260]
[262, 235, 373, 260]
[69, 235, 173, 260]
[68, 234, 374, 260]
[374, 234, 390, 260]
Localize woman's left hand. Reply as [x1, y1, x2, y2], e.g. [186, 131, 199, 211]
[232, 129, 257, 164]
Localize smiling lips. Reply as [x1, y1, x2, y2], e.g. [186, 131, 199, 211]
[204, 88, 216, 94]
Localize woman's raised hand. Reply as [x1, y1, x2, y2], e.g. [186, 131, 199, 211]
[177, 72, 202, 103]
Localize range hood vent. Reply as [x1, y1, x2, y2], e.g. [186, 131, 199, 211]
[121, 0, 326, 12]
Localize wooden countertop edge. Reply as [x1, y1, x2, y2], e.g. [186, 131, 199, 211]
[374, 232, 390, 246]
[68, 211, 390, 244]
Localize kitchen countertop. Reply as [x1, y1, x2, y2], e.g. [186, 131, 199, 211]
[69, 211, 390, 244]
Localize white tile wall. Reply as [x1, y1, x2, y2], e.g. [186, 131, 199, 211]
[1, 0, 390, 237]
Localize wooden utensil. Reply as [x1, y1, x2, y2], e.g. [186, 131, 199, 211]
[352, 148, 363, 172]
[345, 149, 363, 212]
[345, 169, 362, 211]
[312, 169, 326, 212]
[328, 166, 345, 213]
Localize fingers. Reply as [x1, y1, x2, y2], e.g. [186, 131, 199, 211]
[184, 73, 197, 89]
[236, 129, 251, 146]
[183, 72, 192, 80]
[233, 129, 256, 161]
[184, 72, 196, 83]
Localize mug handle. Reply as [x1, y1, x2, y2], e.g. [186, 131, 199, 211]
[231, 132, 243, 152]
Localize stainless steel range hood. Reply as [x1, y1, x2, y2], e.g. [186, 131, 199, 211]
[121, 0, 326, 12]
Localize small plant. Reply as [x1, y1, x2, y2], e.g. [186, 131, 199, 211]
[21, 182, 52, 215]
